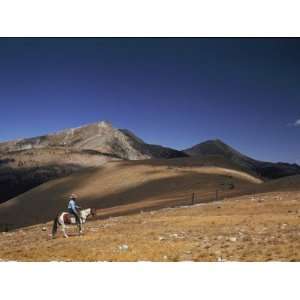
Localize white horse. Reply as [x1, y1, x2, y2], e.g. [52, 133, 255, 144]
[52, 208, 96, 238]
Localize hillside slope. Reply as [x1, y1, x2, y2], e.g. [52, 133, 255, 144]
[0, 147, 120, 203]
[0, 157, 263, 230]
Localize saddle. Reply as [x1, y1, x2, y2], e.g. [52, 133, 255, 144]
[63, 212, 83, 224]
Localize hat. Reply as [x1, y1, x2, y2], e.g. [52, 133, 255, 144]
[70, 193, 77, 199]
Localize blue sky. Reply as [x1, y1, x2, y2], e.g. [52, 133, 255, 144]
[0, 38, 299, 163]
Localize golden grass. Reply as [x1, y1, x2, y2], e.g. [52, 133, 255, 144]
[0, 190, 299, 262]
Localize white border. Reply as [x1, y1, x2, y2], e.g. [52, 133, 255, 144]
[0, 0, 300, 37]
[0, 262, 299, 300]
[0, 1, 300, 300]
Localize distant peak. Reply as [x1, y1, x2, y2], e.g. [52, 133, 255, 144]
[199, 139, 228, 147]
[97, 120, 113, 128]
[206, 139, 225, 144]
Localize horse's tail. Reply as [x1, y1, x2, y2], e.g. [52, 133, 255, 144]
[52, 214, 60, 238]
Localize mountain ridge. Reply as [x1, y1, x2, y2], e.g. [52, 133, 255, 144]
[1, 121, 299, 204]
[0, 121, 187, 160]
[184, 139, 300, 179]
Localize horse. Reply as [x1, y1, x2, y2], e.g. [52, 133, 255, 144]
[52, 208, 96, 238]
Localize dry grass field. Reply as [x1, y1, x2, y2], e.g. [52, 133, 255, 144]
[0, 189, 299, 262]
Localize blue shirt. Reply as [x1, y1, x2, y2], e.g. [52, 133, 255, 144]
[68, 199, 77, 211]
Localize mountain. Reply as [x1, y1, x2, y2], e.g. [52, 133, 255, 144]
[184, 139, 300, 179]
[0, 121, 187, 203]
[119, 129, 188, 159]
[0, 121, 187, 160]
[1, 121, 299, 205]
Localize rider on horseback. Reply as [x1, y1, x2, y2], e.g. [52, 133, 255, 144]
[68, 194, 82, 232]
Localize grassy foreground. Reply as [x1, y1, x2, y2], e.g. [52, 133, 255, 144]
[0, 190, 299, 262]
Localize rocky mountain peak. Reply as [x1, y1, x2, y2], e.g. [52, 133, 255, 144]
[0, 121, 186, 160]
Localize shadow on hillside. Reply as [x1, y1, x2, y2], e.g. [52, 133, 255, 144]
[0, 166, 105, 230]
[0, 163, 102, 204]
[0, 155, 260, 205]
[114, 155, 262, 179]
[44, 170, 258, 226]
[0, 157, 265, 231]
[0, 170, 258, 232]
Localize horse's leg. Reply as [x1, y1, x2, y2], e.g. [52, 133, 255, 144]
[78, 220, 83, 235]
[76, 212, 83, 235]
[51, 214, 59, 238]
[61, 222, 68, 238]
